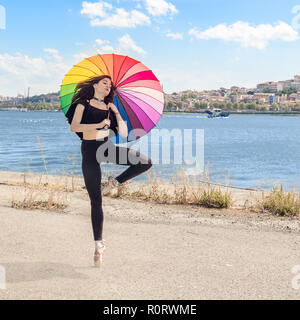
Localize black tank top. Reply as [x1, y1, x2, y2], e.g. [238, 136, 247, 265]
[66, 99, 118, 140]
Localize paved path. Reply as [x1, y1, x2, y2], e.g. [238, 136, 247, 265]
[1, 186, 300, 299]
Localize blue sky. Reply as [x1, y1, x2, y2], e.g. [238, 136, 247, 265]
[0, 0, 300, 96]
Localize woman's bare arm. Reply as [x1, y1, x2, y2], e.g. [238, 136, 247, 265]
[108, 103, 128, 138]
[70, 104, 106, 132]
[115, 113, 128, 138]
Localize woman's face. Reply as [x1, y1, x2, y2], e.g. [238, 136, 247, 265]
[94, 78, 112, 96]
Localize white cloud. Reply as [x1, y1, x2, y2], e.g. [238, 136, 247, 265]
[81, 1, 150, 28]
[189, 21, 299, 49]
[118, 34, 146, 55]
[73, 52, 91, 61]
[97, 45, 116, 54]
[91, 8, 150, 28]
[43, 48, 62, 61]
[0, 51, 69, 96]
[166, 32, 183, 40]
[95, 39, 110, 46]
[96, 34, 146, 55]
[0, 34, 146, 96]
[80, 1, 112, 18]
[75, 34, 146, 60]
[144, 0, 177, 17]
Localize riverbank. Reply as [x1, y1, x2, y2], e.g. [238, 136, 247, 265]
[0, 169, 272, 210]
[1, 107, 300, 115]
[1, 169, 300, 225]
[1, 170, 300, 299]
[163, 110, 300, 115]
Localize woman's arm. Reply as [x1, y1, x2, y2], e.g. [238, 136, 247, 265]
[109, 103, 128, 138]
[115, 112, 128, 138]
[70, 104, 108, 132]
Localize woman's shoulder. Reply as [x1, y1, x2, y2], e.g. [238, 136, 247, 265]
[66, 99, 87, 123]
[75, 98, 89, 108]
[70, 99, 90, 116]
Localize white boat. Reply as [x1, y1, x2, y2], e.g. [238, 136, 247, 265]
[205, 108, 229, 118]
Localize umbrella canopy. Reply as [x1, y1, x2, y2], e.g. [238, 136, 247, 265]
[60, 53, 164, 141]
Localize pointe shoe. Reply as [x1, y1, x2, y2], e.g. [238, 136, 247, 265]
[94, 239, 106, 267]
[102, 176, 119, 195]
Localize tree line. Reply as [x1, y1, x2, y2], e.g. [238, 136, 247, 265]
[165, 101, 300, 112]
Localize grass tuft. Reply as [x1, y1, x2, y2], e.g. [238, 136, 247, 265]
[258, 184, 300, 216]
[197, 187, 232, 208]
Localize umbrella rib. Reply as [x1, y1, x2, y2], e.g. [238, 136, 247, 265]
[86, 57, 107, 75]
[118, 70, 157, 87]
[120, 80, 164, 93]
[114, 55, 128, 87]
[60, 92, 74, 103]
[98, 54, 111, 78]
[61, 104, 71, 112]
[117, 95, 141, 141]
[115, 94, 133, 134]
[118, 88, 164, 106]
[118, 91, 157, 128]
[60, 92, 75, 100]
[70, 65, 99, 76]
[120, 83, 163, 92]
[64, 73, 92, 78]
[117, 94, 146, 133]
[115, 59, 140, 87]
[119, 90, 163, 119]
[62, 74, 92, 84]
[117, 94, 144, 130]
[60, 84, 77, 98]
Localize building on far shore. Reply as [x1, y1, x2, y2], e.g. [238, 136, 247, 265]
[257, 75, 300, 92]
[256, 81, 283, 92]
[0, 95, 10, 102]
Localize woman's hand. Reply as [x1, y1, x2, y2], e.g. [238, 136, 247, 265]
[99, 119, 111, 128]
[108, 103, 120, 114]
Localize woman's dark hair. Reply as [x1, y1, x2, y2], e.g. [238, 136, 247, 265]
[71, 75, 115, 105]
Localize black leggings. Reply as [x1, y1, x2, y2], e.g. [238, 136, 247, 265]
[81, 138, 152, 241]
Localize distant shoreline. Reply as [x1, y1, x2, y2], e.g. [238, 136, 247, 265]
[163, 111, 300, 115]
[1, 108, 300, 116]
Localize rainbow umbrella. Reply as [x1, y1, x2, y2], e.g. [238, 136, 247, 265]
[60, 53, 164, 142]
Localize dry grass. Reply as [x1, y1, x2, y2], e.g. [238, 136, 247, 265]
[257, 184, 300, 216]
[11, 136, 71, 211]
[197, 187, 232, 208]
[11, 183, 68, 211]
[107, 166, 233, 209]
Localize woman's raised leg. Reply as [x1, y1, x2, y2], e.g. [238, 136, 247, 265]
[114, 146, 152, 184]
[96, 139, 152, 184]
